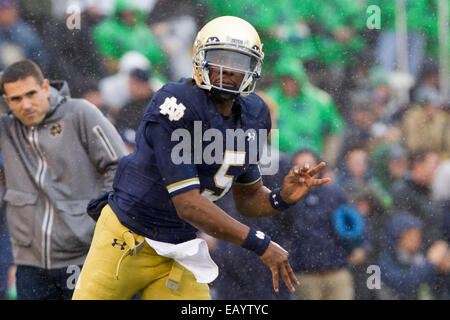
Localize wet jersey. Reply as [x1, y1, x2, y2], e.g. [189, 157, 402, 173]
[110, 78, 271, 243]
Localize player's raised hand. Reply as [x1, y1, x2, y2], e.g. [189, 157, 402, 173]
[280, 162, 330, 204]
[260, 241, 300, 293]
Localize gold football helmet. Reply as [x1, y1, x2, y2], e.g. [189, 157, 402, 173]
[192, 16, 264, 97]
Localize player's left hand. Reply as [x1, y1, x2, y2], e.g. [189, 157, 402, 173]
[280, 162, 330, 204]
[260, 240, 300, 293]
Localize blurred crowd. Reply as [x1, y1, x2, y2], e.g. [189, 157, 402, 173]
[0, 0, 449, 300]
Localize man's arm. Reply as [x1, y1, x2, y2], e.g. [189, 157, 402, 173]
[77, 100, 128, 191]
[172, 162, 329, 292]
[232, 180, 275, 217]
[173, 189, 250, 244]
[172, 189, 299, 293]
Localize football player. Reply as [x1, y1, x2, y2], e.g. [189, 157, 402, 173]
[73, 16, 330, 300]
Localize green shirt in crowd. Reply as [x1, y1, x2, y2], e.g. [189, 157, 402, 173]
[92, 0, 167, 72]
[266, 83, 345, 155]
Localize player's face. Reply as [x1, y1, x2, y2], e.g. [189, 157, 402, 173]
[208, 65, 245, 90]
[3, 76, 51, 127]
[206, 49, 255, 90]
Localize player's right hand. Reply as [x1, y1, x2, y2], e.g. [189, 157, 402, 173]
[279, 162, 330, 205]
[260, 241, 300, 293]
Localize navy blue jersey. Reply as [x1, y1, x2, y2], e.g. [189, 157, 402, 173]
[110, 78, 271, 243]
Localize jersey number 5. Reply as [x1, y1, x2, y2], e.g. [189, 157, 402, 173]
[201, 150, 245, 202]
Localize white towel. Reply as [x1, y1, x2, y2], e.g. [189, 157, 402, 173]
[145, 237, 218, 284]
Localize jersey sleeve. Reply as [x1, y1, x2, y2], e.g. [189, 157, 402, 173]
[234, 94, 270, 186]
[144, 89, 200, 198]
[235, 164, 262, 186]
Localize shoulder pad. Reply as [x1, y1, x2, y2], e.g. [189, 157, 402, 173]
[239, 93, 270, 119]
[142, 78, 200, 125]
[238, 93, 271, 131]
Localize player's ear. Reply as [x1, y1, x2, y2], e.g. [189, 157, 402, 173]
[42, 79, 51, 99]
[2, 94, 11, 110]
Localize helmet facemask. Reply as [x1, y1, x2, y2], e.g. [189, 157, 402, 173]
[193, 42, 263, 97]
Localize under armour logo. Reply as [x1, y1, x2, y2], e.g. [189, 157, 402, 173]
[247, 132, 256, 141]
[272, 194, 279, 206]
[112, 239, 127, 250]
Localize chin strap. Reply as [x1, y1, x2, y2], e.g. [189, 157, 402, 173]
[210, 87, 239, 101]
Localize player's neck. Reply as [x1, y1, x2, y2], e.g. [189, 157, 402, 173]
[211, 96, 235, 117]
